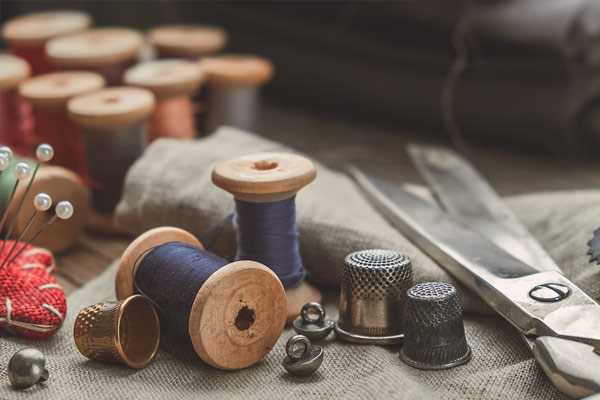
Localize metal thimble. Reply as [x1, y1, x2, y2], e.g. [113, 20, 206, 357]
[400, 282, 471, 370]
[335, 249, 413, 345]
[74, 295, 160, 369]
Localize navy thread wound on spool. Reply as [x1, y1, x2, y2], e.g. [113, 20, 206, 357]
[133, 242, 226, 337]
[233, 197, 304, 288]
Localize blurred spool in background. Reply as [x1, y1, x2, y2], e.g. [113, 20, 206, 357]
[67, 87, 154, 233]
[19, 71, 106, 180]
[124, 59, 204, 141]
[0, 54, 33, 155]
[46, 28, 143, 86]
[199, 55, 273, 134]
[1, 10, 91, 76]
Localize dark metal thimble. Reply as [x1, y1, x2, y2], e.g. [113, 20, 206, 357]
[400, 282, 471, 370]
[335, 249, 413, 345]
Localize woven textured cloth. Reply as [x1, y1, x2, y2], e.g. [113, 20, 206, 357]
[0, 127, 597, 398]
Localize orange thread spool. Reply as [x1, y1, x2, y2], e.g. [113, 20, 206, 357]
[1, 11, 91, 76]
[125, 59, 204, 141]
[0, 54, 33, 155]
[19, 72, 106, 181]
[46, 28, 142, 86]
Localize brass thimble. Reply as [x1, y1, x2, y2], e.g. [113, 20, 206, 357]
[74, 295, 160, 369]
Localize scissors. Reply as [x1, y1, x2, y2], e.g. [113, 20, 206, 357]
[350, 145, 600, 399]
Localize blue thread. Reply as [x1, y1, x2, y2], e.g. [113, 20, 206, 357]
[233, 197, 305, 288]
[134, 242, 226, 336]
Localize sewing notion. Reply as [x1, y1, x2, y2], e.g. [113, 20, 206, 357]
[149, 25, 227, 60]
[292, 302, 334, 342]
[0, 54, 32, 155]
[8, 348, 49, 390]
[282, 334, 323, 377]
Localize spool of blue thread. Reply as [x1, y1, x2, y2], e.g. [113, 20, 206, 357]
[115, 226, 287, 370]
[212, 152, 322, 322]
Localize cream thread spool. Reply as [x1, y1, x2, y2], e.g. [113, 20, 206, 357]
[124, 59, 205, 141]
[67, 87, 155, 233]
[1, 10, 91, 76]
[149, 25, 227, 60]
[198, 54, 273, 134]
[0, 54, 32, 155]
[19, 71, 106, 179]
[115, 226, 287, 370]
[46, 28, 143, 86]
[212, 152, 322, 322]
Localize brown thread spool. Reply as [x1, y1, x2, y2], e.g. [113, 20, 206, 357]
[198, 54, 273, 134]
[67, 87, 154, 233]
[124, 59, 204, 141]
[19, 71, 106, 181]
[212, 152, 322, 322]
[0, 54, 33, 155]
[1, 10, 91, 76]
[46, 28, 143, 86]
[115, 226, 287, 370]
[149, 25, 227, 60]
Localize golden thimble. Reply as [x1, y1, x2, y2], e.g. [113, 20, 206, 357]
[73, 295, 160, 369]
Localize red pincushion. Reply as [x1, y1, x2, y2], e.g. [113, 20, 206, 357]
[0, 241, 65, 339]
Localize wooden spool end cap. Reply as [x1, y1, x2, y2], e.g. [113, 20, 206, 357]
[124, 59, 205, 99]
[0, 54, 30, 90]
[149, 25, 227, 58]
[212, 152, 317, 202]
[12, 165, 90, 253]
[116, 226, 204, 300]
[68, 87, 155, 129]
[2, 10, 91, 47]
[47, 27, 143, 67]
[189, 260, 287, 370]
[199, 54, 274, 87]
[19, 71, 105, 110]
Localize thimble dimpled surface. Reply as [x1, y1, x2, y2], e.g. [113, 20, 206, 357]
[400, 282, 471, 370]
[336, 249, 412, 342]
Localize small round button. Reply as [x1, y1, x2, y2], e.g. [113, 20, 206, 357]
[529, 283, 570, 302]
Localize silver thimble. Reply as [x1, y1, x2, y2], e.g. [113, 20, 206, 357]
[400, 282, 471, 370]
[335, 249, 413, 345]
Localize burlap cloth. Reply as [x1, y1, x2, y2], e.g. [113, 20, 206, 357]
[0, 127, 597, 399]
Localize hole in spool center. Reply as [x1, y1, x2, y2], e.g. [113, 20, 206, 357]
[103, 96, 121, 104]
[252, 160, 278, 171]
[234, 306, 255, 331]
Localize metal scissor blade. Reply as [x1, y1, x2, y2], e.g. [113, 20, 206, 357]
[407, 144, 560, 273]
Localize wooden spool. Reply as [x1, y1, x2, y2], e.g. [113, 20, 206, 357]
[212, 152, 321, 322]
[1, 10, 91, 75]
[67, 87, 155, 234]
[116, 226, 287, 370]
[0, 54, 32, 154]
[46, 28, 143, 85]
[124, 59, 205, 141]
[149, 25, 227, 59]
[0, 54, 30, 91]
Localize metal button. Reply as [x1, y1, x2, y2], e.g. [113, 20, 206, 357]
[529, 283, 570, 302]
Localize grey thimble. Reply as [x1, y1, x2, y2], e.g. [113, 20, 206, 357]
[400, 282, 471, 370]
[335, 249, 413, 345]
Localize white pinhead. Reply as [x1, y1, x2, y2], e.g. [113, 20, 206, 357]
[14, 162, 31, 180]
[55, 201, 74, 220]
[36, 144, 54, 163]
[33, 193, 52, 212]
[0, 146, 13, 164]
[0, 153, 10, 172]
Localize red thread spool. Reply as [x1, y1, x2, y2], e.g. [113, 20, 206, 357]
[1, 10, 91, 76]
[19, 72, 106, 180]
[148, 25, 227, 60]
[124, 59, 204, 141]
[46, 28, 143, 86]
[0, 54, 33, 155]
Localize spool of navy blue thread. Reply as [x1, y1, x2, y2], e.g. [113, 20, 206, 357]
[233, 197, 304, 288]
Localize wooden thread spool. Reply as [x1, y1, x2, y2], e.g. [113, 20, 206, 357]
[124, 59, 204, 141]
[46, 28, 143, 86]
[212, 153, 321, 322]
[19, 71, 106, 180]
[198, 55, 273, 134]
[0, 157, 90, 252]
[1, 10, 91, 76]
[149, 25, 227, 60]
[67, 87, 154, 233]
[0, 54, 33, 155]
[115, 226, 287, 370]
